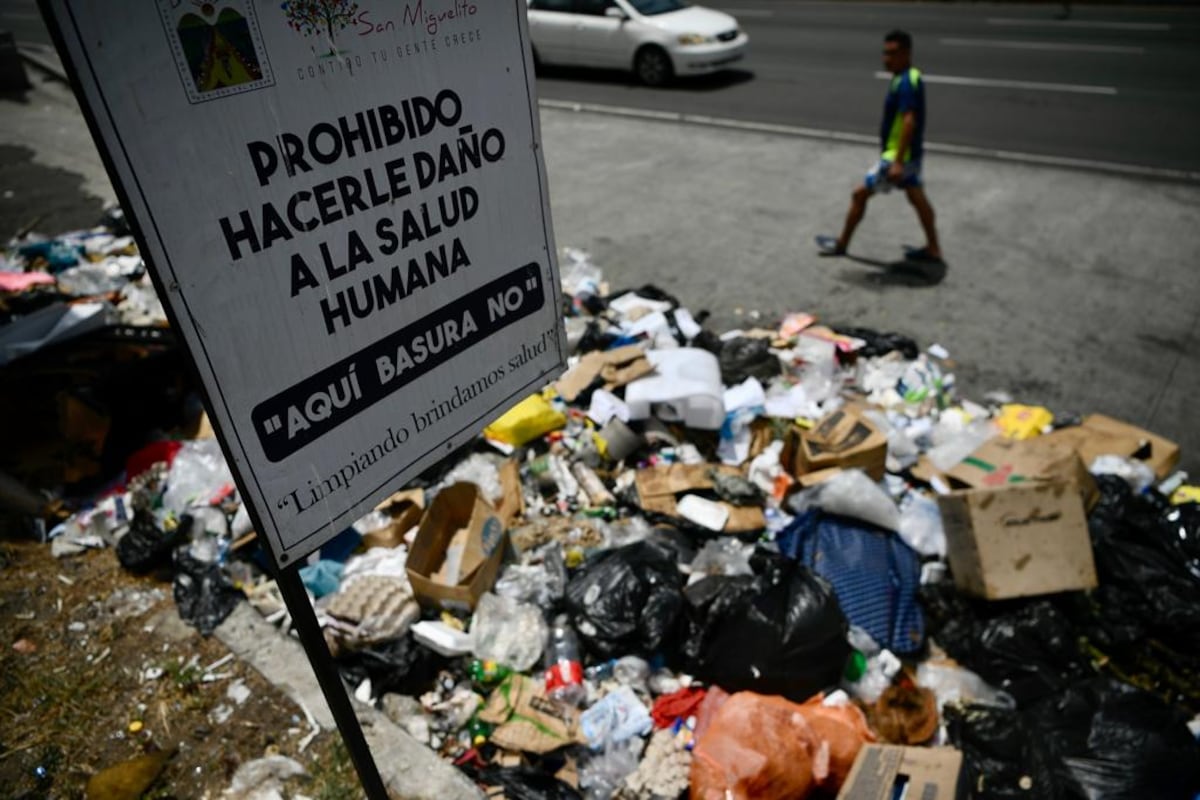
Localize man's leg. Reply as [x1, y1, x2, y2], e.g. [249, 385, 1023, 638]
[905, 185, 942, 260]
[836, 185, 871, 252]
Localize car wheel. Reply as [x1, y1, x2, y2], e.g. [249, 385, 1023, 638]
[634, 46, 673, 87]
[531, 46, 542, 72]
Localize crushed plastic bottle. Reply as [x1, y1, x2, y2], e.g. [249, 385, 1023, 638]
[545, 613, 586, 707]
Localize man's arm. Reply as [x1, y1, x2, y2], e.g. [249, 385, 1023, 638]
[888, 110, 916, 181]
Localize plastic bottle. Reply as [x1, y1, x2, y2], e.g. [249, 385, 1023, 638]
[545, 614, 586, 706]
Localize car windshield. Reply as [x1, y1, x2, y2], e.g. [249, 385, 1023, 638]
[626, 0, 689, 16]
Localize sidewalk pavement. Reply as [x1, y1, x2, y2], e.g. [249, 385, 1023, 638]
[537, 104, 1200, 476]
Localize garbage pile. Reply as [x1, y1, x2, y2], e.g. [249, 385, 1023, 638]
[7, 229, 1200, 799]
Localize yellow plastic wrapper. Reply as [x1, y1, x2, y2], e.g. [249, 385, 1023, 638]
[996, 404, 1054, 440]
[484, 395, 567, 446]
[1172, 485, 1200, 506]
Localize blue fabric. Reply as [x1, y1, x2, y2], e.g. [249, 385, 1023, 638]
[299, 559, 344, 598]
[778, 509, 925, 655]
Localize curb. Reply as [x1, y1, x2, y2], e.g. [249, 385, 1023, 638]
[215, 604, 485, 800]
[538, 98, 1200, 185]
[17, 43, 67, 83]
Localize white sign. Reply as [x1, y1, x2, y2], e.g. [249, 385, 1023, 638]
[47, 0, 566, 565]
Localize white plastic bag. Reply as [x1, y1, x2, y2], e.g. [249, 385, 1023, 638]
[804, 469, 900, 531]
[162, 438, 234, 515]
[470, 592, 548, 671]
[916, 662, 1016, 710]
[898, 491, 946, 558]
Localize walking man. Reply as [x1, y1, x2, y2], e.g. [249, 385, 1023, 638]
[816, 30, 942, 262]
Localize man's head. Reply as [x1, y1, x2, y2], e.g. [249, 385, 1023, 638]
[882, 30, 912, 74]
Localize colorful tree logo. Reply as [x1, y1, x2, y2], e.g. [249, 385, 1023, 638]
[280, 0, 360, 55]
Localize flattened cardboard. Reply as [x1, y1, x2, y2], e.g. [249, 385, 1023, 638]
[1042, 413, 1180, 480]
[556, 345, 651, 402]
[783, 407, 888, 481]
[837, 744, 963, 800]
[937, 480, 1097, 600]
[478, 674, 582, 754]
[635, 464, 766, 533]
[406, 483, 506, 613]
[798, 467, 844, 488]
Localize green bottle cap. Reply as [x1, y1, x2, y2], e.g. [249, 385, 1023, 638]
[844, 649, 867, 682]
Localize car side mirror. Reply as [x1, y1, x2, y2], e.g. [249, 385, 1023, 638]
[605, 6, 628, 20]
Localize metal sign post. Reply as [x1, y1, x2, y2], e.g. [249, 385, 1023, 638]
[38, 1, 565, 794]
[274, 562, 389, 797]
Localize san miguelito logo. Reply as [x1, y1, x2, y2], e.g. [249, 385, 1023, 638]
[158, 0, 275, 104]
[280, 0, 361, 57]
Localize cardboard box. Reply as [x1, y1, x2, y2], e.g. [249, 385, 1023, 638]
[937, 480, 1097, 600]
[783, 407, 888, 481]
[635, 464, 766, 533]
[1040, 413, 1180, 480]
[495, 459, 525, 527]
[837, 744, 963, 800]
[947, 437, 1099, 510]
[406, 483, 506, 613]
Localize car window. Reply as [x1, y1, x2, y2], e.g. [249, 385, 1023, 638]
[575, 0, 616, 15]
[529, 0, 573, 11]
[627, 0, 688, 15]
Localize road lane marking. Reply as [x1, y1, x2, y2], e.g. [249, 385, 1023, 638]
[874, 71, 1117, 95]
[940, 37, 1144, 55]
[717, 8, 774, 18]
[987, 18, 1170, 32]
[537, 99, 1200, 183]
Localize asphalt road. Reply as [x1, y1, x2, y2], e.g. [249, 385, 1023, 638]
[531, 1, 1200, 174]
[5, 1, 1199, 173]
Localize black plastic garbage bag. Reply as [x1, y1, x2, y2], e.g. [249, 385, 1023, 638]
[681, 550, 849, 701]
[833, 326, 919, 359]
[920, 583, 1090, 706]
[565, 538, 685, 660]
[336, 633, 450, 699]
[172, 546, 242, 635]
[948, 679, 1200, 800]
[610, 284, 680, 309]
[944, 703, 1058, 800]
[1088, 476, 1200, 654]
[718, 336, 782, 386]
[460, 765, 582, 800]
[117, 511, 187, 576]
[973, 601, 1090, 705]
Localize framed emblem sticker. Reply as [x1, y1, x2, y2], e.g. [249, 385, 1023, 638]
[157, 0, 275, 104]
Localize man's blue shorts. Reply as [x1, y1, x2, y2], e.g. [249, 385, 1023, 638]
[864, 158, 922, 194]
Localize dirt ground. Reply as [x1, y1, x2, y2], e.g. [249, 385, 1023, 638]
[0, 539, 363, 799]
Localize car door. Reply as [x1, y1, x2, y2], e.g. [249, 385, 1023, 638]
[570, 0, 633, 69]
[527, 0, 577, 65]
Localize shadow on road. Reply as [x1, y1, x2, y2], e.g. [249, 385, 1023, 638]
[0, 144, 105, 239]
[834, 254, 948, 289]
[534, 65, 753, 92]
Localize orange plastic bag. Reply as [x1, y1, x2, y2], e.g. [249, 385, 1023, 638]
[795, 694, 877, 789]
[690, 692, 874, 800]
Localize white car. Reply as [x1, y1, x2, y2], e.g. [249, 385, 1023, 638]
[527, 0, 748, 87]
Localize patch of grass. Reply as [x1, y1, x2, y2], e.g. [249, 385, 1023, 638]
[308, 737, 364, 800]
[163, 659, 203, 693]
